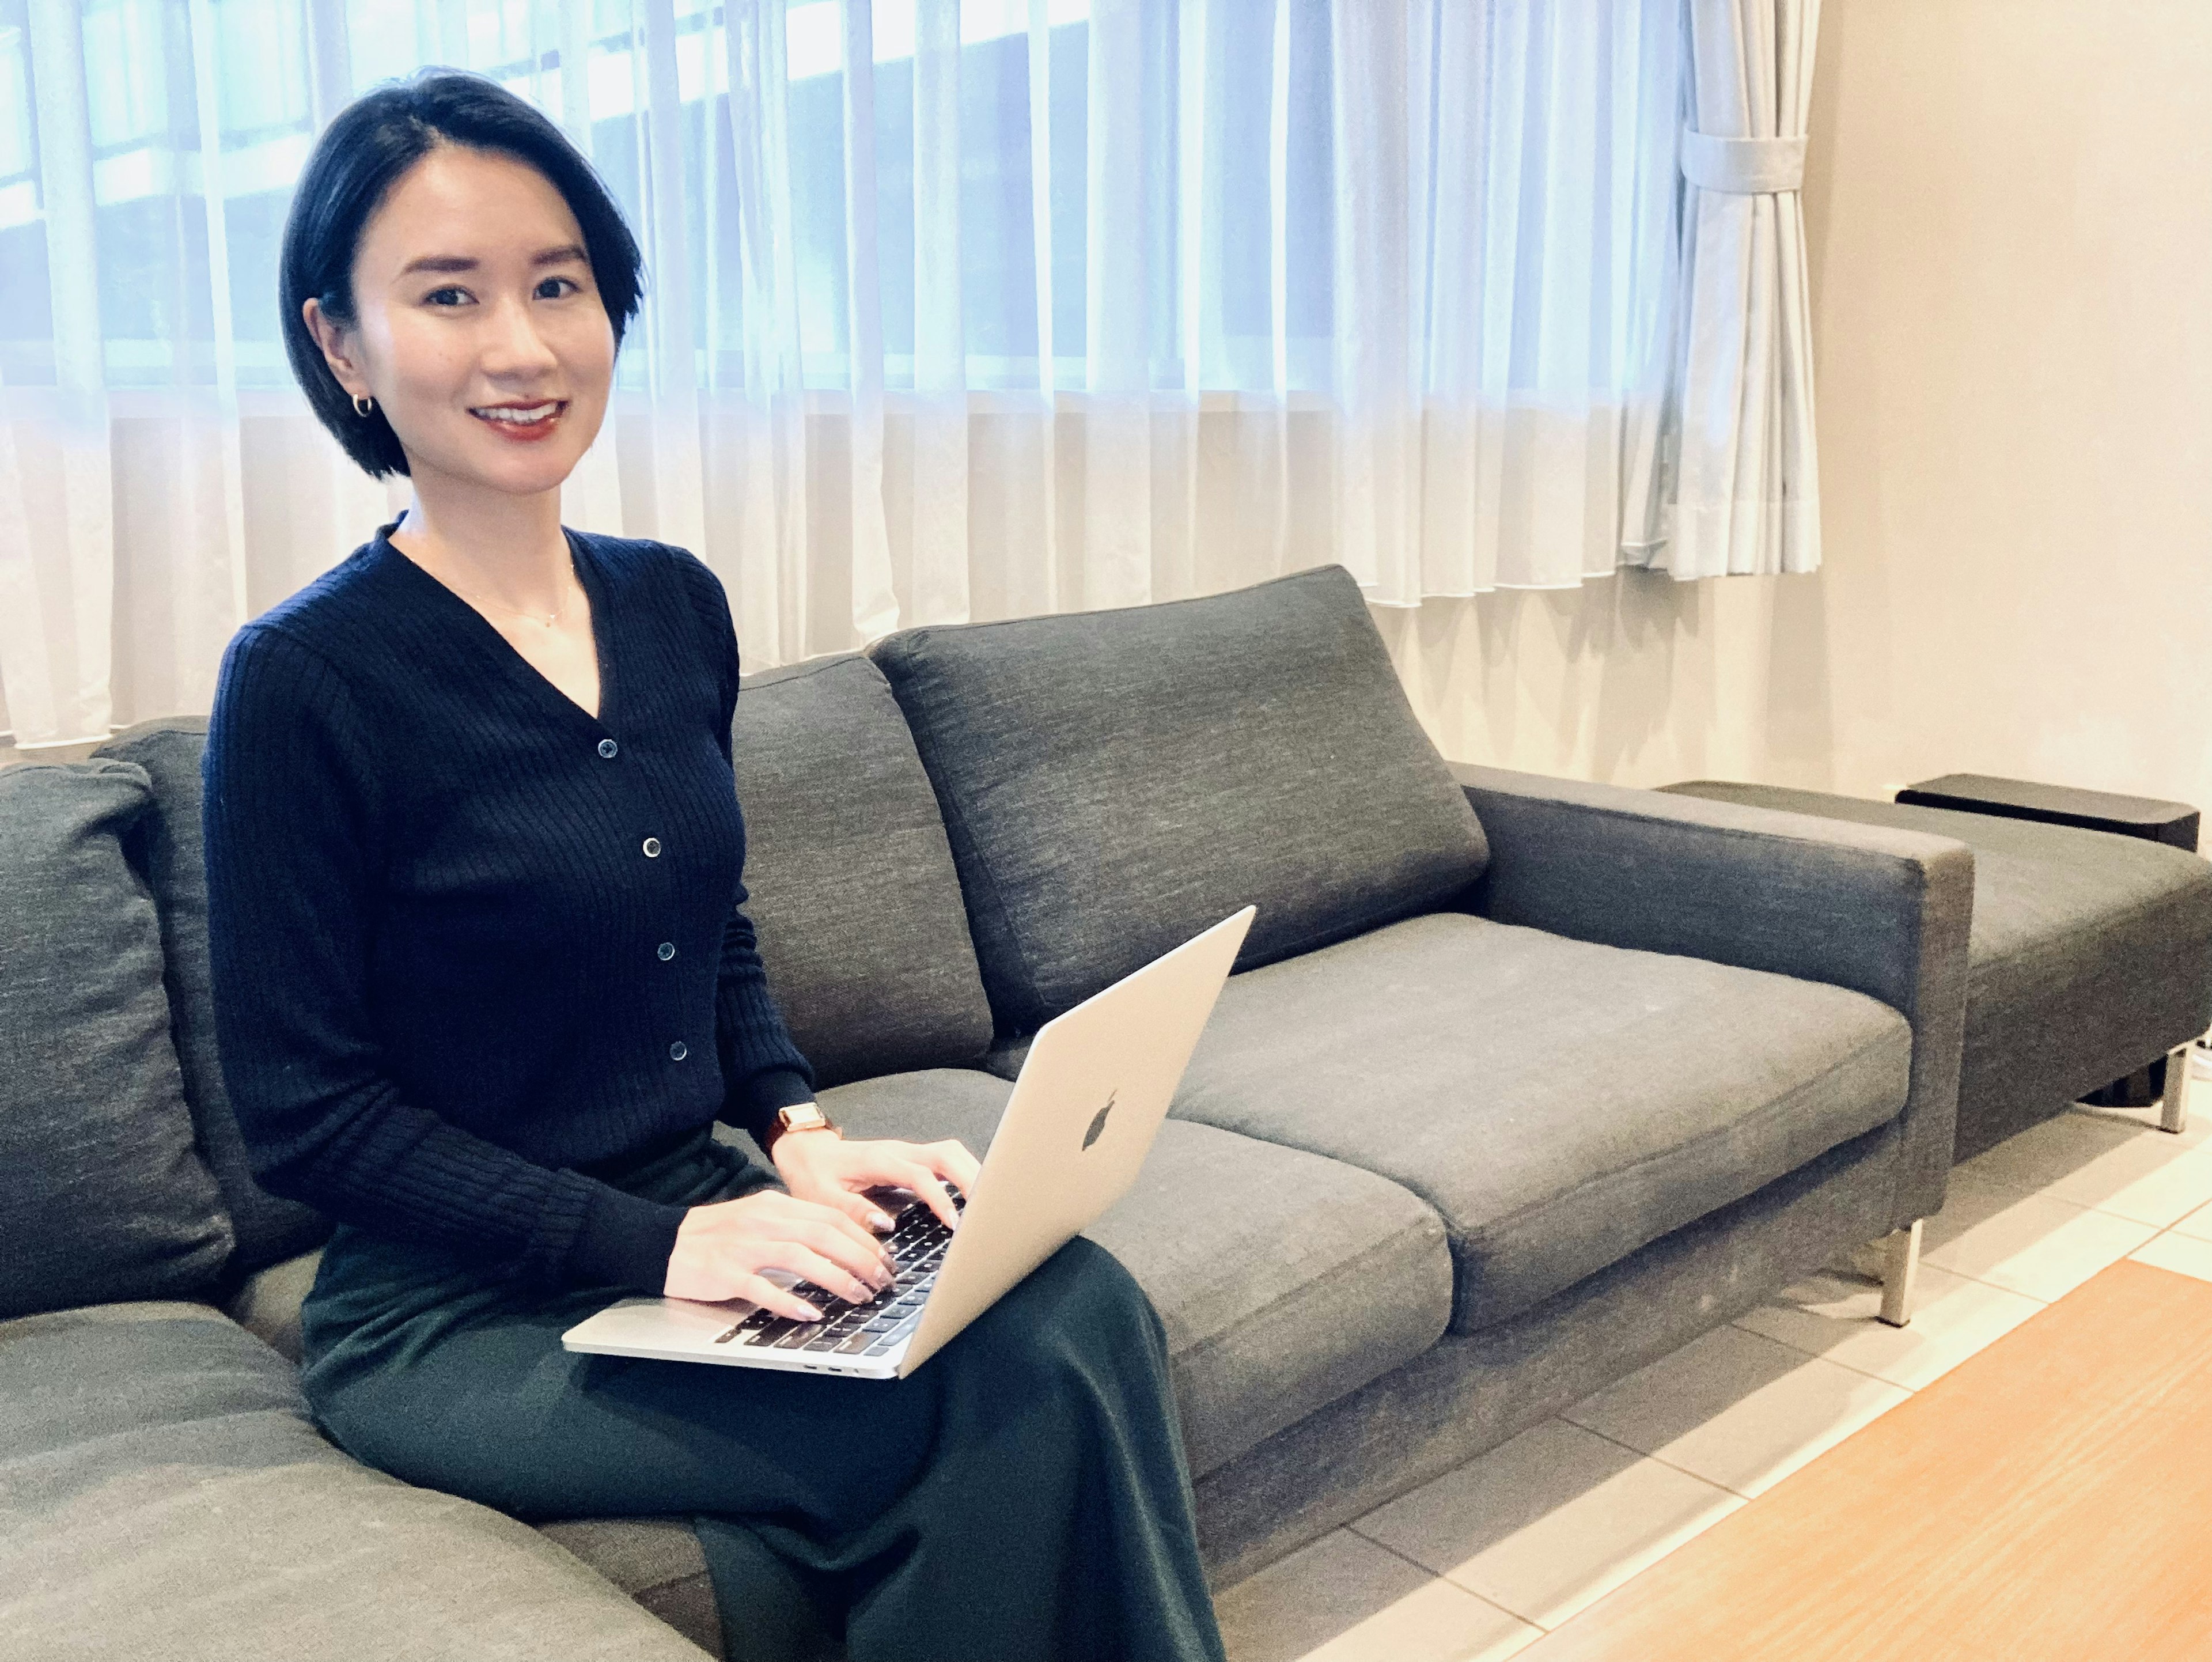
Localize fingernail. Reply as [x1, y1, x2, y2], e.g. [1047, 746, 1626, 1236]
[870, 1211, 894, 1231]
[796, 1303, 820, 1320]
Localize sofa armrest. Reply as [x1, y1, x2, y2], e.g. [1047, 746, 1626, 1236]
[1452, 763, 1975, 1225]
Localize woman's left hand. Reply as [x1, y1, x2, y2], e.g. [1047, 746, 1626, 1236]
[771, 1127, 982, 1234]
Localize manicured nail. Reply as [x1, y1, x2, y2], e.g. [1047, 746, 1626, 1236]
[795, 1303, 821, 1321]
[870, 1210, 894, 1231]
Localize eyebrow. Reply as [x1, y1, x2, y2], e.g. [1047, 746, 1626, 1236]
[397, 244, 590, 278]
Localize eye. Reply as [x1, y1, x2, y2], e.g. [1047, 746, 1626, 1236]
[535, 274, 582, 300]
[424, 286, 473, 308]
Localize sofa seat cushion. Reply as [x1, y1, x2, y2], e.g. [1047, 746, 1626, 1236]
[868, 565, 1489, 1036]
[0, 1301, 709, 1660]
[1160, 911, 1914, 1335]
[535, 1518, 720, 1658]
[821, 1068, 1455, 1477]
[1665, 782, 2212, 1159]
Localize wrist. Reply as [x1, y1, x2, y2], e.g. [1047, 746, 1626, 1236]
[764, 1100, 839, 1155]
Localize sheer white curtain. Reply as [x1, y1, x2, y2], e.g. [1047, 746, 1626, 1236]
[0, 0, 1716, 749]
[1625, 0, 1821, 577]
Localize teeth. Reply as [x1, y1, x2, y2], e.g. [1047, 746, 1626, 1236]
[474, 403, 559, 424]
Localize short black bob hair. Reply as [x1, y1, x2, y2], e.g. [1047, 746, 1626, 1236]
[279, 69, 643, 479]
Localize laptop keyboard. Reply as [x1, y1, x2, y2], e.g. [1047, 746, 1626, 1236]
[713, 1186, 964, 1360]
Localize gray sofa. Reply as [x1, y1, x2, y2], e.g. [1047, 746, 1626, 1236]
[1, 563, 1976, 1659]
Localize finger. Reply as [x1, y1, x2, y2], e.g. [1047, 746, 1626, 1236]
[899, 1142, 977, 1207]
[740, 1274, 823, 1324]
[770, 1243, 880, 1307]
[789, 1168, 903, 1235]
[927, 1138, 984, 1195]
[781, 1175, 900, 1239]
[771, 1192, 898, 1275]
[824, 1141, 951, 1196]
[796, 1218, 897, 1292]
[827, 1186, 900, 1236]
[890, 1160, 960, 1229]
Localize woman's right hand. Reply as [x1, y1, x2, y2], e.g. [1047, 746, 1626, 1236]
[665, 1189, 898, 1320]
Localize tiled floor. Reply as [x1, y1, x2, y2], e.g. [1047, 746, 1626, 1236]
[1213, 1062, 2212, 1662]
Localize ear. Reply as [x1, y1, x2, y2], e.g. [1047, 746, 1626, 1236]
[302, 297, 370, 403]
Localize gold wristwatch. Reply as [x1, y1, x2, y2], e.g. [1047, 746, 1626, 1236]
[768, 1101, 838, 1149]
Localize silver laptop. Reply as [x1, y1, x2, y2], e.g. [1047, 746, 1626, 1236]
[561, 904, 1256, 1380]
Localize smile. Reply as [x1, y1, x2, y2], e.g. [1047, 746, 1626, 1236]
[469, 400, 566, 437]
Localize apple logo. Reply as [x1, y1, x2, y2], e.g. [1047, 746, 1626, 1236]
[1083, 1091, 1116, 1150]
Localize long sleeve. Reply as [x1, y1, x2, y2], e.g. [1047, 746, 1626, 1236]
[202, 624, 687, 1292]
[715, 881, 820, 1143]
[675, 553, 820, 1144]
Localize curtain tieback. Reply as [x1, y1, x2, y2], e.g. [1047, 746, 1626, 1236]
[1680, 129, 1807, 194]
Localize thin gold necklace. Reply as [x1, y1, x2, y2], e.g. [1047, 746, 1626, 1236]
[429, 556, 576, 630]
[450, 577, 570, 630]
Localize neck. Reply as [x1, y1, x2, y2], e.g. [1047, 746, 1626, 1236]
[389, 470, 571, 603]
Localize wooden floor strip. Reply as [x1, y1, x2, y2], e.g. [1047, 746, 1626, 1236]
[1522, 1260, 2212, 1661]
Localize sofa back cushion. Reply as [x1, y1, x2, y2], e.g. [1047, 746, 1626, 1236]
[868, 563, 1490, 1035]
[0, 762, 233, 1317]
[734, 654, 995, 1086]
[94, 720, 334, 1276]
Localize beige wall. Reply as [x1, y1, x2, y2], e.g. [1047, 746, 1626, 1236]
[1385, 0, 2212, 823]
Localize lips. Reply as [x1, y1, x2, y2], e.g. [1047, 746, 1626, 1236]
[469, 399, 567, 441]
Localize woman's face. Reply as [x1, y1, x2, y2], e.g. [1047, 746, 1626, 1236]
[306, 145, 616, 498]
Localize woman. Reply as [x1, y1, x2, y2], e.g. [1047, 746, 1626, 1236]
[203, 69, 1225, 1662]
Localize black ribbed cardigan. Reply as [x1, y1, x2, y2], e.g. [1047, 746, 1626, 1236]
[201, 524, 817, 1294]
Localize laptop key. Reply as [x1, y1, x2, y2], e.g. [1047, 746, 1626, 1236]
[834, 1332, 877, 1354]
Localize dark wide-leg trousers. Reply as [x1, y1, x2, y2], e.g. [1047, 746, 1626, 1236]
[297, 1128, 1226, 1662]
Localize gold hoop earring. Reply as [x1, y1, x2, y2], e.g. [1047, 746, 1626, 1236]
[353, 394, 374, 418]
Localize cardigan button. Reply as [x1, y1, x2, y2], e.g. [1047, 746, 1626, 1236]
[657, 941, 676, 961]
[642, 836, 661, 857]
[669, 1040, 689, 1062]
[597, 738, 618, 759]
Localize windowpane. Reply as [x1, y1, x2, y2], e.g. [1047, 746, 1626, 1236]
[28, 0, 1672, 406]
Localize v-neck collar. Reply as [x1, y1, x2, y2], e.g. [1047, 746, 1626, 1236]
[371, 520, 617, 736]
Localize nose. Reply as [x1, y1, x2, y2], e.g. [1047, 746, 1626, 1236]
[477, 291, 560, 383]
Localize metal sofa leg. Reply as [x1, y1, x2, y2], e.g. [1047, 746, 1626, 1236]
[1878, 1220, 1923, 1328]
[2161, 1045, 2191, 1134]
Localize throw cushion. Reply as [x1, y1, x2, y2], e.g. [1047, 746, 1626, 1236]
[0, 762, 232, 1318]
[95, 719, 333, 1275]
[734, 654, 994, 1087]
[868, 563, 1489, 1035]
